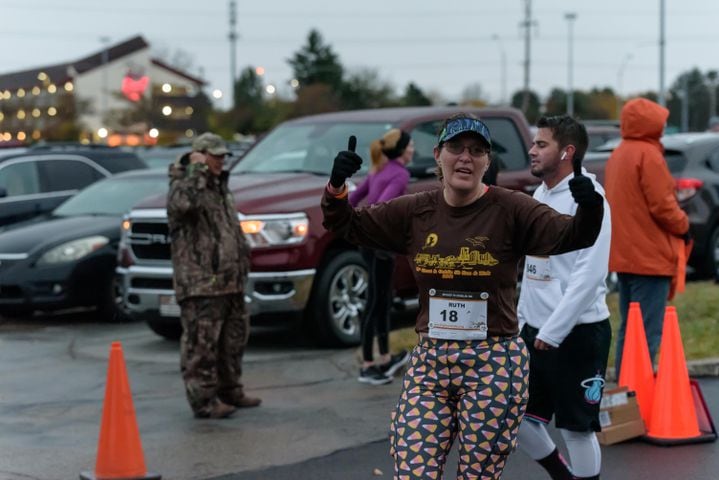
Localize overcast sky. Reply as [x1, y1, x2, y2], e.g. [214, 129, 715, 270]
[4, 0, 719, 109]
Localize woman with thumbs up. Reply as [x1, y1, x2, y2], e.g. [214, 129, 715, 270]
[322, 112, 604, 479]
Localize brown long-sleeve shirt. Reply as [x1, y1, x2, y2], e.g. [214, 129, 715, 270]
[322, 186, 603, 336]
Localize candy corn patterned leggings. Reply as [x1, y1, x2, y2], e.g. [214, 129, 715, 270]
[389, 336, 529, 479]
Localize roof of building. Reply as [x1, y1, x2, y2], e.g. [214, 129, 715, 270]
[150, 58, 205, 86]
[0, 35, 204, 90]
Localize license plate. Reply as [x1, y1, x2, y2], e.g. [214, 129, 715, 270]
[159, 295, 181, 317]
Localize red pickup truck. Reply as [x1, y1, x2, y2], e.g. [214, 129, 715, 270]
[116, 106, 539, 346]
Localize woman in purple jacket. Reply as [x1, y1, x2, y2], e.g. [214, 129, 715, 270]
[349, 128, 414, 385]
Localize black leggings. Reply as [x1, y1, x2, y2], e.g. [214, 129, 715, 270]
[360, 247, 395, 362]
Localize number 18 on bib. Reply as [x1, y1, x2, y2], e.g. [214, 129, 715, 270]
[428, 289, 488, 340]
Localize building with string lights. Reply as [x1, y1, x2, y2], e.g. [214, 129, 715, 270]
[0, 35, 209, 146]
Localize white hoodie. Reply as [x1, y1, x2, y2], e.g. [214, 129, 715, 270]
[517, 169, 611, 347]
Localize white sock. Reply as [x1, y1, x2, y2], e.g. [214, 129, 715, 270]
[517, 418, 556, 460]
[559, 428, 601, 477]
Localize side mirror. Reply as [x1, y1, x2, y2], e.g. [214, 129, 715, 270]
[0, 186, 7, 198]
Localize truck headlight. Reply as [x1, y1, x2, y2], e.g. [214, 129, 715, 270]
[37, 236, 109, 265]
[239, 213, 308, 247]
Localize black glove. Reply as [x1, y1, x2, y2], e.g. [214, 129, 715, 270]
[329, 136, 362, 188]
[569, 175, 602, 207]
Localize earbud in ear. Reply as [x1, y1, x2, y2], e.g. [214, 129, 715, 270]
[560, 151, 567, 161]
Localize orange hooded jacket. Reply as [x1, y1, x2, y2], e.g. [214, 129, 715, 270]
[605, 98, 689, 278]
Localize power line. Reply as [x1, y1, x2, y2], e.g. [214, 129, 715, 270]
[9, 29, 717, 44]
[4, 2, 719, 17]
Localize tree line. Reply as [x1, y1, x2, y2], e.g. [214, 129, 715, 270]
[216, 29, 719, 137]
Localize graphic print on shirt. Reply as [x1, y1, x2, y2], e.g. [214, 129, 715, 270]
[580, 374, 606, 404]
[414, 232, 498, 279]
[424, 233, 439, 248]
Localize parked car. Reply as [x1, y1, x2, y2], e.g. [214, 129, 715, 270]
[583, 120, 620, 149]
[597, 132, 719, 279]
[0, 169, 168, 320]
[137, 140, 254, 170]
[0, 144, 147, 227]
[136, 146, 190, 170]
[0, 146, 28, 158]
[117, 106, 538, 345]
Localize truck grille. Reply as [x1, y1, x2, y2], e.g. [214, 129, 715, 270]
[130, 278, 174, 289]
[129, 221, 171, 260]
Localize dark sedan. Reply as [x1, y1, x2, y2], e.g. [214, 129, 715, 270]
[0, 169, 168, 320]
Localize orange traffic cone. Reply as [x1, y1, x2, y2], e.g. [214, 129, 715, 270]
[80, 342, 161, 479]
[618, 302, 655, 426]
[644, 307, 707, 445]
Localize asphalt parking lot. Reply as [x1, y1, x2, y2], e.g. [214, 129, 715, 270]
[0, 314, 717, 480]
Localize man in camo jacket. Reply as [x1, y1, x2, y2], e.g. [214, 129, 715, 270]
[167, 132, 261, 419]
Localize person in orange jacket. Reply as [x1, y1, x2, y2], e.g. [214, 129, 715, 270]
[605, 97, 689, 378]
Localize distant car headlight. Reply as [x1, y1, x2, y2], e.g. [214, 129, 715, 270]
[239, 213, 308, 248]
[37, 236, 110, 265]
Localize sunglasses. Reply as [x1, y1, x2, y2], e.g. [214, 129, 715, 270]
[442, 141, 490, 157]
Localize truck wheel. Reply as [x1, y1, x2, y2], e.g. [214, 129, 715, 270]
[147, 318, 183, 340]
[309, 250, 368, 347]
[97, 277, 132, 323]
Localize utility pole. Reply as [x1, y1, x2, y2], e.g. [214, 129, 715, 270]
[492, 34, 507, 106]
[564, 13, 577, 116]
[520, 0, 533, 114]
[229, 0, 238, 108]
[658, 0, 666, 106]
[681, 75, 689, 132]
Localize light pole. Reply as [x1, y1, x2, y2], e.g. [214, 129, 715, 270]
[491, 34, 507, 106]
[658, 0, 666, 106]
[520, 0, 533, 114]
[99, 36, 110, 131]
[616, 53, 633, 118]
[564, 12, 577, 116]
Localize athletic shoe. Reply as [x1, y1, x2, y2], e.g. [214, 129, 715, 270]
[358, 365, 392, 385]
[378, 350, 410, 377]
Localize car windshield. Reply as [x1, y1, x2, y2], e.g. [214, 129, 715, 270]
[232, 122, 393, 175]
[53, 176, 168, 217]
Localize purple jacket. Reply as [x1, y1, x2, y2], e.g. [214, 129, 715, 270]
[349, 159, 410, 207]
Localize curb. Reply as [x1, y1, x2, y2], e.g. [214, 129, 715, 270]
[605, 357, 719, 382]
[687, 358, 719, 377]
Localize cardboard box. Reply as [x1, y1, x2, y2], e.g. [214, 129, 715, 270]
[597, 418, 646, 445]
[596, 386, 646, 445]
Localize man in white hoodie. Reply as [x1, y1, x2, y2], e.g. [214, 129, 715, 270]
[516, 115, 612, 480]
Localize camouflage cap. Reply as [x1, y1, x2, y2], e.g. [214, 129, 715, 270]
[192, 132, 231, 156]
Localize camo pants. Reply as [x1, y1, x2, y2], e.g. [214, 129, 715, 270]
[180, 294, 250, 413]
[389, 335, 529, 479]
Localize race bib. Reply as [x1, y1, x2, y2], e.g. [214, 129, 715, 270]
[428, 289, 488, 340]
[525, 256, 551, 282]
